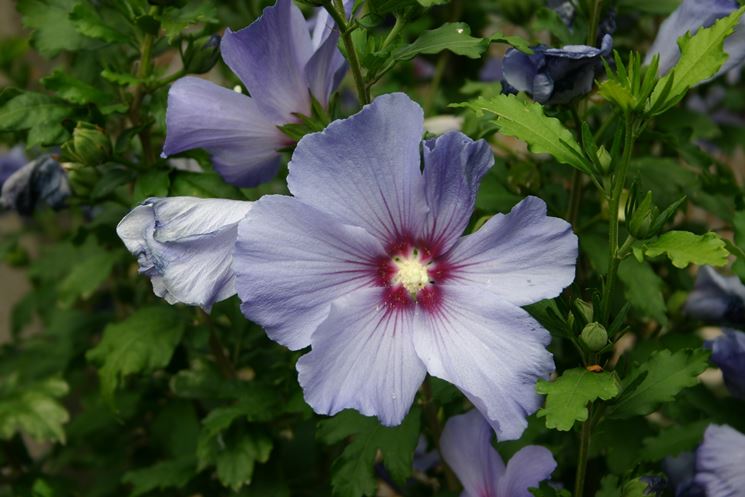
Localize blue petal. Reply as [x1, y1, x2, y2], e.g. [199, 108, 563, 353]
[694, 425, 745, 497]
[497, 445, 557, 497]
[305, 30, 347, 108]
[162, 77, 284, 187]
[0, 155, 69, 215]
[116, 196, 253, 310]
[706, 329, 745, 399]
[0, 145, 28, 186]
[684, 266, 745, 326]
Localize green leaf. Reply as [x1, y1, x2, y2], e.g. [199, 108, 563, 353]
[392, 23, 487, 60]
[160, 1, 219, 43]
[456, 95, 592, 174]
[0, 376, 69, 443]
[42, 70, 126, 114]
[607, 348, 710, 419]
[69, 1, 130, 44]
[649, 7, 745, 114]
[197, 427, 272, 491]
[618, 258, 667, 324]
[17, 0, 91, 56]
[169, 171, 243, 199]
[58, 249, 120, 306]
[536, 368, 620, 431]
[122, 456, 196, 497]
[0, 91, 71, 147]
[133, 169, 171, 204]
[101, 69, 146, 87]
[317, 409, 421, 497]
[639, 420, 708, 462]
[417, 0, 449, 5]
[86, 306, 186, 399]
[530, 481, 572, 497]
[643, 231, 729, 268]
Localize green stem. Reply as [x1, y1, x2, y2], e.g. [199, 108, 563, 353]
[325, 0, 369, 105]
[601, 117, 635, 323]
[587, 0, 603, 46]
[130, 6, 159, 165]
[381, 14, 406, 50]
[567, 170, 584, 230]
[574, 412, 593, 497]
[420, 377, 459, 492]
[147, 69, 186, 92]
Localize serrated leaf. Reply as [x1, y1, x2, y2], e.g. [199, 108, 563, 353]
[618, 258, 667, 324]
[0, 91, 71, 147]
[86, 306, 185, 399]
[69, 1, 130, 44]
[122, 456, 196, 497]
[317, 409, 421, 497]
[58, 248, 120, 306]
[17, 0, 91, 56]
[215, 433, 272, 491]
[0, 376, 69, 443]
[456, 95, 592, 174]
[392, 23, 487, 60]
[42, 70, 126, 114]
[536, 368, 620, 431]
[649, 7, 745, 114]
[133, 169, 170, 204]
[169, 171, 243, 199]
[160, 1, 219, 43]
[607, 348, 710, 419]
[639, 420, 708, 462]
[643, 231, 729, 268]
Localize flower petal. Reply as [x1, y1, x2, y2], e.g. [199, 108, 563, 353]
[1, 155, 70, 215]
[685, 266, 745, 326]
[0, 145, 27, 186]
[116, 196, 253, 310]
[446, 196, 577, 307]
[440, 410, 504, 497]
[305, 31, 347, 108]
[706, 329, 745, 399]
[503, 49, 542, 93]
[497, 445, 557, 497]
[287, 93, 426, 245]
[221, 0, 312, 122]
[694, 424, 745, 497]
[420, 132, 493, 253]
[162, 77, 284, 187]
[296, 288, 426, 425]
[413, 286, 555, 440]
[234, 195, 386, 350]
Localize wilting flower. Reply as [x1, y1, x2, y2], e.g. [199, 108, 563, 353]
[645, 0, 745, 77]
[705, 329, 745, 399]
[117, 196, 253, 310]
[440, 410, 557, 497]
[162, 0, 348, 187]
[0, 145, 27, 186]
[1, 154, 70, 216]
[502, 34, 612, 104]
[694, 424, 745, 497]
[234, 93, 577, 439]
[684, 266, 745, 326]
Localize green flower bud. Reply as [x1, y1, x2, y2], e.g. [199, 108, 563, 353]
[183, 35, 221, 75]
[581, 322, 608, 352]
[628, 191, 660, 239]
[63, 123, 111, 167]
[573, 299, 594, 324]
[65, 162, 98, 196]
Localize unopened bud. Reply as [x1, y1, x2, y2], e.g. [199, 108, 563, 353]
[183, 35, 221, 74]
[581, 322, 608, 351]
[63, 122, 111, 167]
[628, 191, 659, 239]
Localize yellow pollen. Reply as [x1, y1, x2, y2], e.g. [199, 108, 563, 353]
[392, 252, 430, 297]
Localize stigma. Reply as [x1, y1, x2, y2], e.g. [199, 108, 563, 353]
[391, 248, 431, 298]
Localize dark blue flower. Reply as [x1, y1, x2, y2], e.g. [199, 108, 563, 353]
[685, 266, 745, 327]
[694, 425, 745, 497]
[705, 329, 745, 399]
[501, 34, 612, 104]
[0, 145, 27, 187]
[162, 0, 349, 187]
[646, 0, 745, 77]
[0, 154, 70, 216]
[663, 452, 707, 497]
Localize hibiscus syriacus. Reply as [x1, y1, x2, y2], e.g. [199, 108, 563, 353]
[685, 266, 745, 326]
[645, 0, 745, 77]
[706, 329, 745, 399]
[162, 0, 348, 187]
[117, 197, 253, 310]
[440, 410, 557, 497]
[1, 154, 70, 216]
[233, 93, 578, 439]
[694, 425, 745, 497]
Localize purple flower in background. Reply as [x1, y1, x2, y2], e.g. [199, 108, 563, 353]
[117, 196, 253, 310]
[502, 34, 612, 104]
[645, 0, 745, 77]
[663, 452, 706, 497]
[0, 145, 27, 186]
[440, 410, 557, 497]
[705, 329, 745, 399]
[233, 93, 577, 439]
[162, 0, 348, 187]
[1, 154, 70, 216]
[684, 266, 745, 326]
[694, 425, 745, 497]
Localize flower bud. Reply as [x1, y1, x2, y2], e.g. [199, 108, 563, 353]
[183, 35, 221, 75]
[63, 122, 112, 167]
[628, 191, 659, 239]
[573, 299, 594, 324]
[581, 322, 608, 351]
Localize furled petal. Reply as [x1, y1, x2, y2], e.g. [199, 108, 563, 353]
[440, 410, 504, 497]
[413, 286, 555, 440]
[694, 424, 745, 497]
[0, 145, 27, 186]
[309, 0, 354, 49]
[305, 31, 347, 108]
[234, 195, 387, 350]
[221, 0, 312, 123]
[162, 77, 284, 187]
[705, 329, 745, 399]
[296, 287, 426, 425]
[1, 155, 70, 215]
[287, 93, 427, 245]
[116, 196, 252, 310]
[684, 266, 745, 326]
[446, 196, 577, 307]
[503, 49, 543, 93]
[497, 445, 557, 497]
[420, 132, 494, 253]
[645, 0, 740, 75]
